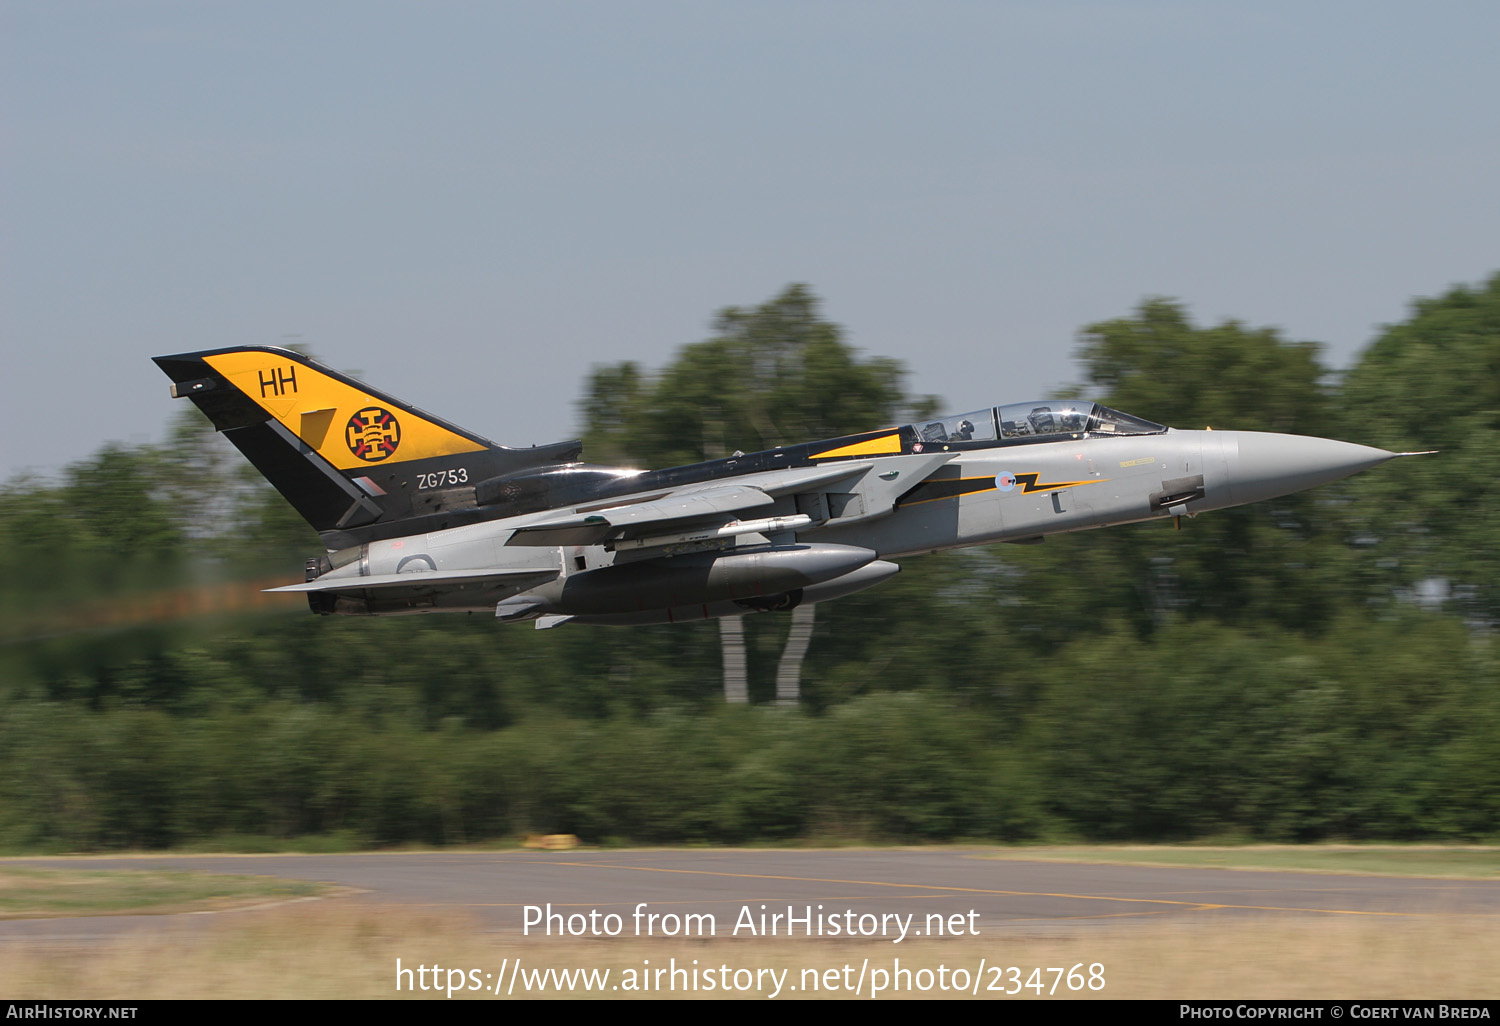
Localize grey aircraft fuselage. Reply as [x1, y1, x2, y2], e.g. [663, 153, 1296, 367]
[276, 410, 1400, 627]
[152, 347, 1406, 629]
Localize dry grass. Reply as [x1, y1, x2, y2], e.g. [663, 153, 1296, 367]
[5, 898, 1498, 999]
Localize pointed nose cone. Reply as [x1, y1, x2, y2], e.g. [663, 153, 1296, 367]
[1226, 432, 1398, 506]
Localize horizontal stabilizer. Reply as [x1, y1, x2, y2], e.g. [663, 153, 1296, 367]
[267, 567, 558, 593]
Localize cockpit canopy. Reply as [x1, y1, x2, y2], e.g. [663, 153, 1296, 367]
[907, 402, 1165, 446]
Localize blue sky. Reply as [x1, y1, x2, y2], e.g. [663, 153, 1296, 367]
[4, 1, 1497, 480]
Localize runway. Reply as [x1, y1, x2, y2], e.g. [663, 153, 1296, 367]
[4, 848, 1497, 943]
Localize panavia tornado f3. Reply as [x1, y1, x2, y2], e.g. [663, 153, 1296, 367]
[155, 346, 1415, 628]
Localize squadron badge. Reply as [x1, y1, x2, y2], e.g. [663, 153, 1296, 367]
[346, 406, 401, 462]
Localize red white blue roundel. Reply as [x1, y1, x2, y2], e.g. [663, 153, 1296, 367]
[996, 471, 1017, 492]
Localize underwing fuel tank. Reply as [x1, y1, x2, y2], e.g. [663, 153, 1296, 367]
[496, 543, 879, 621]
[545, 559, 903, 627]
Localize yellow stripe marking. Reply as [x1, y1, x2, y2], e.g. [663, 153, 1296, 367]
[810, 433, 902, 459]
[1014, 475, 1102, 494]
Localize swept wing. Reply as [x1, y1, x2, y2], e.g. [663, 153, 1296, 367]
[503, 455, 956, 549]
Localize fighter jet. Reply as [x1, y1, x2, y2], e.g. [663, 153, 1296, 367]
[154, 346, 1411, 628]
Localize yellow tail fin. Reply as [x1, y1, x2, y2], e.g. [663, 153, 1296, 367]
[200, 349, 485, 470]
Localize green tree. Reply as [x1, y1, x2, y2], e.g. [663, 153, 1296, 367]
[1338, 273, 1500, 622]
[1079, 297, 1332, 436]
[585, 284, 925, 466]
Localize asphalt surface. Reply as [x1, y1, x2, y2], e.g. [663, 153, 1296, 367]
[4, 849, 1498, 944]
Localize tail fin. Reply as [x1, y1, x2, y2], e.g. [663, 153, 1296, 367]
[154, 347, 581, 547]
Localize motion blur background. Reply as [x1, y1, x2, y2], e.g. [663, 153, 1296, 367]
[2, 2, 1497, 852]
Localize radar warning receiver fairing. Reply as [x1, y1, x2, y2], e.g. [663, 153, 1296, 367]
[154, 347, 1413, 628]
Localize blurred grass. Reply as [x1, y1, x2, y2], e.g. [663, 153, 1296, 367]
[4, 900, 1497, 998]
[0, 867, 328, 918]
[981, 844, 1500, 878]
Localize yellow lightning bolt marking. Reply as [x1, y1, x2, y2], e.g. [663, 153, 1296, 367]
[1011, 473, 1102, 494]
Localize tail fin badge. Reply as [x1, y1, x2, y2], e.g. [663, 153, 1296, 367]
[346, 407, 401, 462]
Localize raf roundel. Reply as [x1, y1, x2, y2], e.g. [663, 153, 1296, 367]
[346, 406, 401, 462]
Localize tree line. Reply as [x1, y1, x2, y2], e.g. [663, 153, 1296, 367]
[1, 274, 1496, 850]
